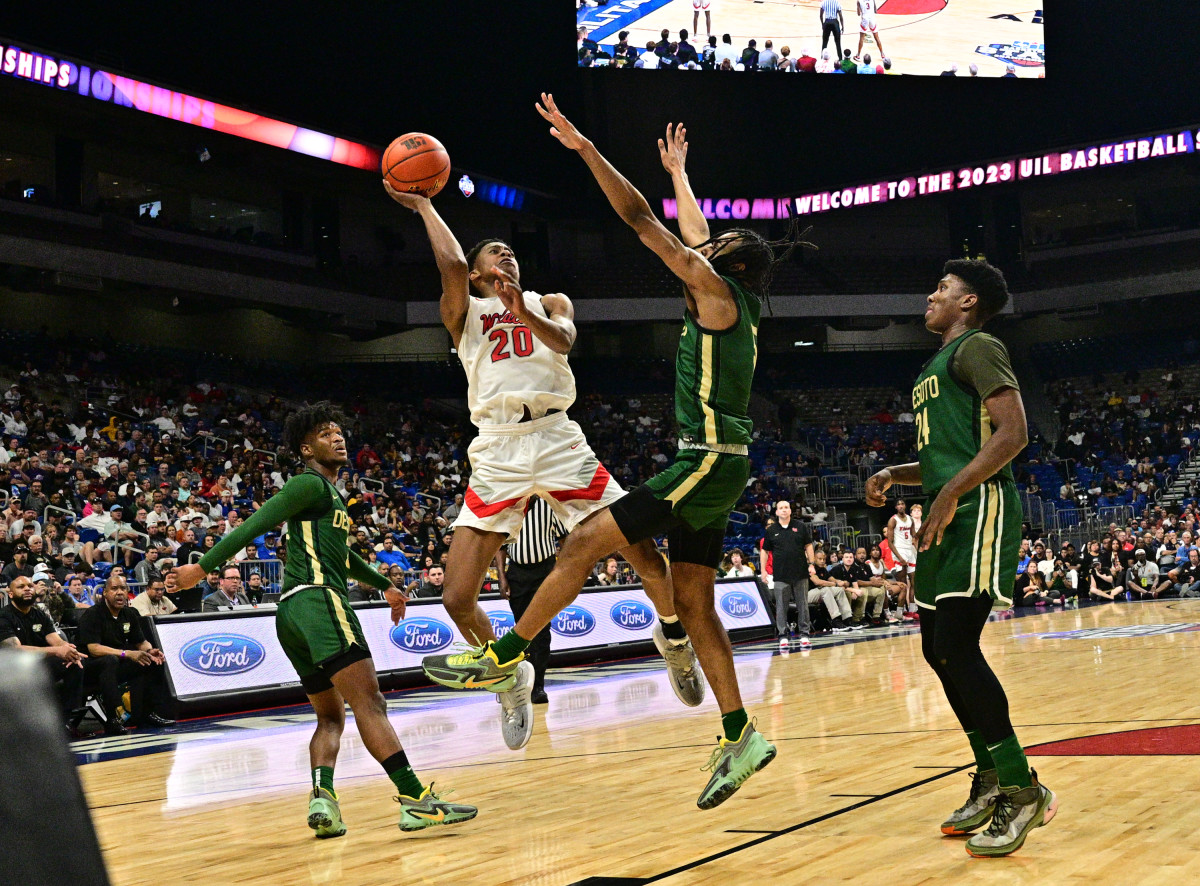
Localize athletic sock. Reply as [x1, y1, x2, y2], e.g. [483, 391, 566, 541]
[491, 629, 530, 664]
[659, 614, 689, 644]
[721, 708, 749, 742]
[965, 730, 994, 772]
[382, 750, 424, 798]
[987, 733, 1033, 792]
[313, 766, 335, 795]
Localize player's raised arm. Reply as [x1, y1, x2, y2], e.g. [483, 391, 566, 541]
[382, 183, 471, 347]
[536, 93, 730, 316]
[658, 123, 710, 247]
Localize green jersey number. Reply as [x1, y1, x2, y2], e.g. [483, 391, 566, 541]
[915, 407, 931, 451]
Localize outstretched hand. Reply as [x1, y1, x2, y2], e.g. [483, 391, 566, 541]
[535, 92, 589, 151]
[658, 123, 688, 177]
[384, 587, 410, 626]
[382, 179, 430, 211]
[864, 468, 892, 508]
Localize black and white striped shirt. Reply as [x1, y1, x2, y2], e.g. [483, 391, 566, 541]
[505, 496, 566, 565]
[820, 0, 842, 20]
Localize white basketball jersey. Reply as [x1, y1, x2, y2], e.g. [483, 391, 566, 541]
[458, 291, 576, 426]
[860, 0, 876, 17]
[893, 514, 916, 557]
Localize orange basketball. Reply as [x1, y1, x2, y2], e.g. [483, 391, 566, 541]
[382, 132, 450, 198]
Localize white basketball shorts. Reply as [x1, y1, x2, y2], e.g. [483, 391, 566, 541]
[693, 0, 712, 10]
[861, 16, 878, 33]
[455, 411, 624, 541]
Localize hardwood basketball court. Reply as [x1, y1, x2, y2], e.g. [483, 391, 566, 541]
[590, 0, 1045, 77]
[77, 598, 1200, 884]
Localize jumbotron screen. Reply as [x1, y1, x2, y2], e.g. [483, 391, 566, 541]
[576, 1, 1044, 77]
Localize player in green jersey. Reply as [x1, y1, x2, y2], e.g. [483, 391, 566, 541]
[176, 403, 477, 837]
[424, 99, 807, 809]
[866, 261, 1057, 858]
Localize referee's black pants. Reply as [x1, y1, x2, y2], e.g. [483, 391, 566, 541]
[821, 20, 842, 58]
[505, 557, 556, 691]
[83, 656, 169, 724]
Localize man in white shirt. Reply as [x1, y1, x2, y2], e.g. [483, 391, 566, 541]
[638, 41, 660, 69]
[714, 33, 739, 68]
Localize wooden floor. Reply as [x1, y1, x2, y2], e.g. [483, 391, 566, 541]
[79, 599, 1200, 885]
[621, 0, 1045, 77]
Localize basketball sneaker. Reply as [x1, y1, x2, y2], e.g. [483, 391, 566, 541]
[965, 769, 1058, 857]
[941, 768, 1000, 835]
[396, 784, 479, 832]
[697, 720, 777, 810]
[498, 660, 536, 749]
[423, 642, 522, 692]
[798, 636, 812, 650]
[307, 787, 347, 839]
[652, 622, 706, 706]
[779, 637, 790, 653]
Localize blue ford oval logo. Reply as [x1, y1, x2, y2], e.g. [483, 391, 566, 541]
[609, 599, 654, 631]
[720, 591, 759, 619]
[487, 610, 515, 638]
[550, 605, 595, 637]
[179, 634, 265, 676]
[390, 617, 454, 653]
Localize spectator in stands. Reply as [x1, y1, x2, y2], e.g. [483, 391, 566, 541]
[1169, 549, 1200, 597]
[740, 39, 760, 71]
[408, 565, 445, 599]
[244, 571, 269, 604]
[133, 545, 163, 587]
[376, 535, 411, 570]
[1126, 549, 1160, 598]
[78, 574, 173, 733]
[0, 575, 86, 727]
[807, 550, 854, 633]
[595, 557, 623, 587]
[442, 493, 465, 523]
[2, 543, 33, 584]
[26, 535, 52, 572]
[1003, 64, 1017, 78]
[677, 30, 698, 65]
[613, 31, 638, 67]
[816, 48, 836, 73]
[1015, 561, 1054, 606]
[826, 551, 868, 629]
[131, 577, 176, 617]
[857, 52, 875, 74]
[776, 45, 795, 72]
[852, 547, 888, 623]
[757, 39, 779, 70]
[941, 63, 958, 76]
[203, 564, 251, 611]
[255, 530, 280, 561]
[714, 33, 738, 68]
[837, 48, 858, 73]
[64, 574, 93, 609]
[865, 544, 901, 622]
[723, 550, 754, 578]
[654, 28, 672, 57]
[637, 41, 660, 69]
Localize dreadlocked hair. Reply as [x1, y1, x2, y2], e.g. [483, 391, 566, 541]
[283, 401, 349, 459]
[692, 215, 817, 310]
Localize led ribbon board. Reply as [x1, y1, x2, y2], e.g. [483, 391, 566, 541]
[0, 41, 380, 170]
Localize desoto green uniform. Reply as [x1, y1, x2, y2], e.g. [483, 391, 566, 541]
[912, 329, 1022, 609]
[198, 469, 392, 692]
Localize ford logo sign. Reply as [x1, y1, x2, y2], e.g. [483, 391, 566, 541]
[550, 605, 595, 637]
[487, 609, 515, 638]
[720, 591, 759, 619]
[179, 634, 265, 676]
[390, 618, 454, 653]
[609, 599, 654, 631]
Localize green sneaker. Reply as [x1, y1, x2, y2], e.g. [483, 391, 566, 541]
[307, 787, 347, 838]
[697, 720, 777, 810]
[965, 769, 1058, 858]
[423, 642, 523, 692]
[941, 769, 1000, 835]
[396, 783, 479, 832]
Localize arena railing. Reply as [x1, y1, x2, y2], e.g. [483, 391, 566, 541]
[360, 477, 384, 496]
[43, 504, 77, 527]
[233, 558, 284, 595]
[253, 448, 276, 465]
[415, 492, 442, 516]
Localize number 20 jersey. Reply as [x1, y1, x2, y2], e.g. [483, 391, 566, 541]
[459, 291, 576, 426]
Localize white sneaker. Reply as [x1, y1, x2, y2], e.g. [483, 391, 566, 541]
[779, 637, 790, 652]
[497, 661, 535, 750]
[653, 622, 706, 706]
[798, 636, 812, 650]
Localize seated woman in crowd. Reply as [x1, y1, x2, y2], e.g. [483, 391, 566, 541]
[1015, 561, 1057, 606]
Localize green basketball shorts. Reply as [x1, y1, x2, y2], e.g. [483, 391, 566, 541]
[914, 478, 1021, 610]
[276, 585, 371, 694]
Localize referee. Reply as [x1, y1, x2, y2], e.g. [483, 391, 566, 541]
[494, 496, 565, 705]
[818, 0, 844, 60]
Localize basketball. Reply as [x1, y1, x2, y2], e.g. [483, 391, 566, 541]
[382, 133, 451, 197]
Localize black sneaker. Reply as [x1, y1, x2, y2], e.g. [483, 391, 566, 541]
[531, 687, 549, 705]
[144, 712, 177, 727]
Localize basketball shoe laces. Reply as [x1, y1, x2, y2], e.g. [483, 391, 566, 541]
[953, 770, 989, 816]
[394, 782, 457, 804]
[659, 638, 697, 679]
[979, 791, 1019, 838]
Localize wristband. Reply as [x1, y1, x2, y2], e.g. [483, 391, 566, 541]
[121, 650, 126, 659]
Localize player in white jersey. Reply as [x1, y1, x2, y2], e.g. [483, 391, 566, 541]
[384, 181, 704, 750]
[855, 0, 885, 61]
[886, 497, 918, 616]
[693, 0, 713, 39]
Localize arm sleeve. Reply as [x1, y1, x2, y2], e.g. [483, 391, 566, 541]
[199, 475, 326, 571]
[348, 549, 393, 592]
[952, 333, 1021, 401]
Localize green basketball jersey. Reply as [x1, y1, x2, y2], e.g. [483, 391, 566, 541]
[282, 470, 355, 592]
[912, 329, 1016, 492]
[675, 276, 760, 447]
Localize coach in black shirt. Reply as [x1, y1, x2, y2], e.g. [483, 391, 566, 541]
[77, 574, 174, 733]
[0, 574, 87, 722]
[762, 501, 815, 642]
